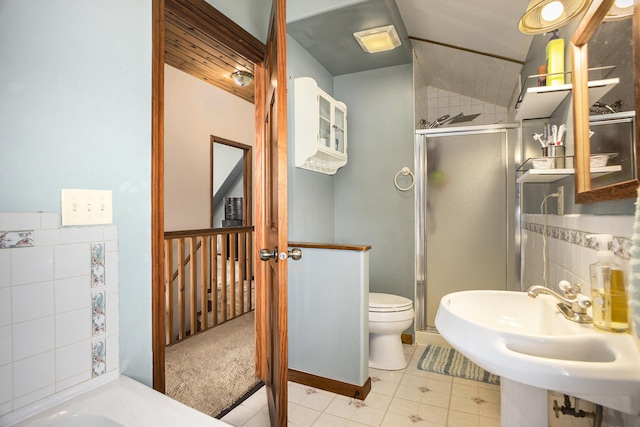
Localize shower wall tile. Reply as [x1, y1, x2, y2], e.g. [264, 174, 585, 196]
[0, 289, 11, 327]
[106, 335, 119, 372]
[92, 340, 106, 377]
[12, 282, 54, 324]
[91, 292, 106, 336]
[12, 317, 55, 360]
[0, 231, 34, 248]
[521, 214, 633, 295]
[418, 86, 507, 129]
[56, 341, 91, 381]
[0, 213, 41, 231]
[56, 308, 91, 347]
[13, 351, 55, 398]
[0, 251, 9, 288]
[40, 213, 59, 230]
[11, 246, 54, 286]
[0, 364, 12, 404]
[105, 252, 118, 294]
[91, 243, 105, 287]
[0, 212, 119, 415]
[61, 226, 104, 245]
[0, 326, 11, 366]
[106, 292, 118, 335]
[34, 229, 60, 247]
[55, 244, 90, 279]
[55, 276, 90, 314]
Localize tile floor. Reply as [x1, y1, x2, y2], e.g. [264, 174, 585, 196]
[221, 345, 501, 427]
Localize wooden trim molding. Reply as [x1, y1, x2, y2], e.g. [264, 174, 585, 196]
[152, 0, 166, 393]
[288, 369, 371, 401]
[288, 242, 372, 252]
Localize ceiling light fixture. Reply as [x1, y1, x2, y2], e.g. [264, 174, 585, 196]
[353, 25, 401, 54]
[231, 70, 253, 86]
[518, 0, 590, 34]
[604, 0, 634, 21]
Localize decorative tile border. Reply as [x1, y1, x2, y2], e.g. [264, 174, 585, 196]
[522, 221, 631, 259]
[92, 291, 106, 336]
[92, 340, 106, 377]
[0, 230, 34, 248]
[91, 242, 105, 287]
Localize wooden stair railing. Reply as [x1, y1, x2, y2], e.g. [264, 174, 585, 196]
[164, 226, 254, 345]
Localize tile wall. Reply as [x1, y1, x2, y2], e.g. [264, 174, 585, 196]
[414, 86, 510, 129]
[520, 213, 632, 293]
[521, 213, 640, 427]
[0, 212, 119, 417]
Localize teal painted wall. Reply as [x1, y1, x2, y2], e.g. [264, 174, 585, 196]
[334, 65, 415, 306]
[287, 35, 336, 242]
[0, 1, 153, 384]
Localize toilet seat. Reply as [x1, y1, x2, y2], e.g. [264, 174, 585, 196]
[369, 293, 413, 313]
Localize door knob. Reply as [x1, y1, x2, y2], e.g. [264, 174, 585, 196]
[259, 248, 277, 261]
[288, 248, 303, 260]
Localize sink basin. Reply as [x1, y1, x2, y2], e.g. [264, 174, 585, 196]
[435, 290, 640, 416]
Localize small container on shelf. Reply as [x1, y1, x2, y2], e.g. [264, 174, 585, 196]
[532, 157, 554, 169]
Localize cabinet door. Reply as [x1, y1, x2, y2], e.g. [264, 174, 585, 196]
[333, 103, 346, 154]
[318, 94, 332, 149]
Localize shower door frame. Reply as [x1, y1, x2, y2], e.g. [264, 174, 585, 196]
[414, 124, 522, 332]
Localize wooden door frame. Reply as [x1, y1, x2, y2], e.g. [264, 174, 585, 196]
[210, 136, 253, 228]
[152, 0, 265, 392]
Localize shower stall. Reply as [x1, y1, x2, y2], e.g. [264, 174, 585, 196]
[414, 123, 521, 334]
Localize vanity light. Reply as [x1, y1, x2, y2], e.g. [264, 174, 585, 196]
[518, 0, 590, 34]
[231, 70, 253, 87]
[353, 25, 401, 53]
[604, 0, 634, 21]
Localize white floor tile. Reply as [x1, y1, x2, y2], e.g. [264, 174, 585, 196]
[220, 405, 257, 426]
[222, 344, 501, 427]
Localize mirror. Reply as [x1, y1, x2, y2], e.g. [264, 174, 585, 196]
[210, 136, 252, 228]
[571, 0, 640, 203]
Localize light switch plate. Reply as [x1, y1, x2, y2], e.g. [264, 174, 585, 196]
[61, 189, 113, 226]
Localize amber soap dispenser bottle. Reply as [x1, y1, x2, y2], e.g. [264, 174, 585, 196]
[588, 234, 629, 332]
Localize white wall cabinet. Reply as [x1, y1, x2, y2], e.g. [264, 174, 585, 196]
[293, 77, 347, 175]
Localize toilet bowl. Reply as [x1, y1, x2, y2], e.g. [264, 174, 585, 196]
[368, 293, 415, 370]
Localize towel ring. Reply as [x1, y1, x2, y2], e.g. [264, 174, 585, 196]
[394, 167, 415, 191]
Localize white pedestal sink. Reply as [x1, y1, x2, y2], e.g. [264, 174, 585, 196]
[435, 290, 640, 427]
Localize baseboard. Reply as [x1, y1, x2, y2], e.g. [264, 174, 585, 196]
[401, 333, 413, 345]
[415, 330, 451, 347]
[288, 369, 371, 401]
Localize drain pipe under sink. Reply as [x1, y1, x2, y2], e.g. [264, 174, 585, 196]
[553, 395, 603, 427]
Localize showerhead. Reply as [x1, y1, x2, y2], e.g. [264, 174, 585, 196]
[427, 112, 481, 128]
[446, 112, 481, 125]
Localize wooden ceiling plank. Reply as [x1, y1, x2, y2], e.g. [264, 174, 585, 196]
[165, 0, 265, 64]
[165, 25, 253, 74]
[165, 12, 255, 72]
[165, 50, 254, 103]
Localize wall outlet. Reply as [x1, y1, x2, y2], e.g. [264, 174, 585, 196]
[557, 185, 564, 216]
[61, 189, 113, 226]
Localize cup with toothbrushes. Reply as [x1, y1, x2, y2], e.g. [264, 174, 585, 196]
[535, 123, 566, 168]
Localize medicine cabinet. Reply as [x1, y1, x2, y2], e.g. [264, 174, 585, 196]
[293, 77, 347, 175]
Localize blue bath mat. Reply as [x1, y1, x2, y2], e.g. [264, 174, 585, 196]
[417, 344, 500, 385]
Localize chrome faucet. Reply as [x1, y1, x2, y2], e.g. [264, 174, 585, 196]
[527, 281, 592, 324]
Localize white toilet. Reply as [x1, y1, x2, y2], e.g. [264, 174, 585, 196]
[368, 293, 415, 370]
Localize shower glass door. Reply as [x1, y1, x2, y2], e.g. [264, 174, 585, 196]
[415, 126, 517, 330]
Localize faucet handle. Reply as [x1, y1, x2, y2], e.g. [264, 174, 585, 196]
[558, 280, 575, 296]
[576, 294, 592, 309]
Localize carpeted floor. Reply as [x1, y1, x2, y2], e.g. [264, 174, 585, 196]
[165, 311, 261, 417]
